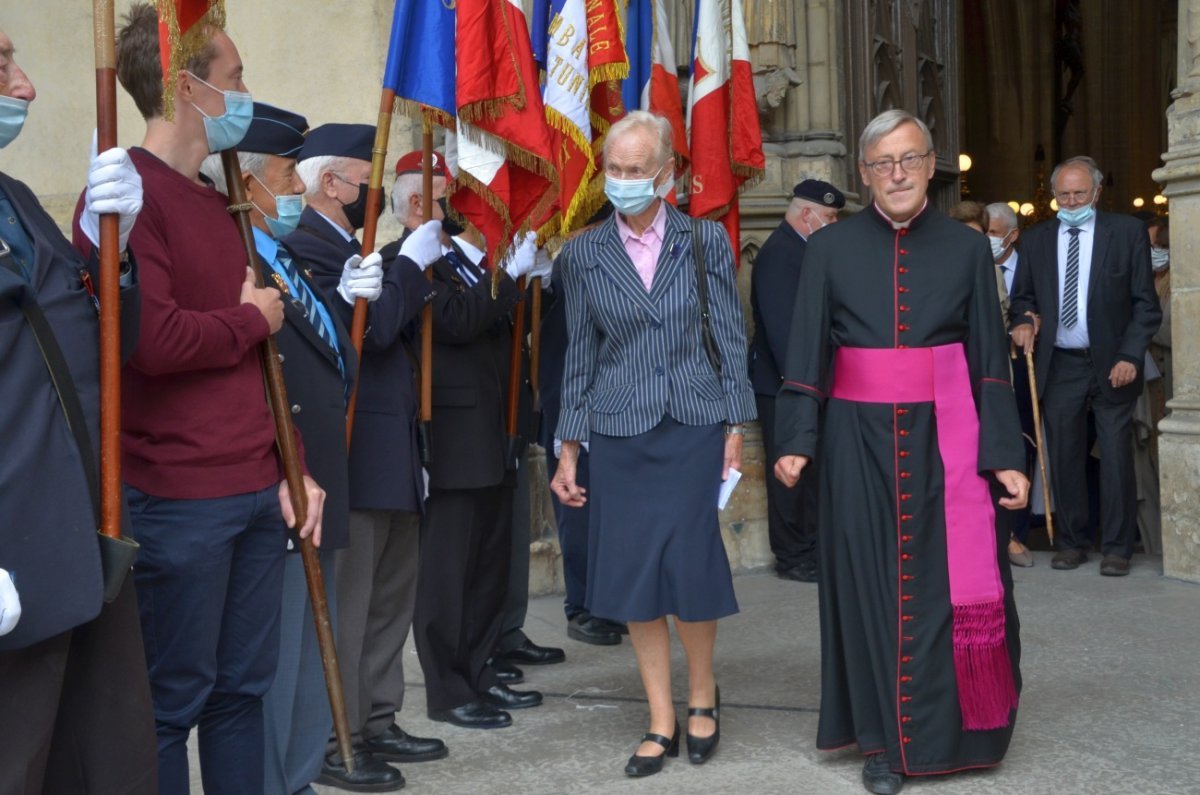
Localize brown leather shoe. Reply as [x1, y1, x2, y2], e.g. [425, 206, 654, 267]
[1051, 548, 1088, 570]
[1100, 555, 1131, 576]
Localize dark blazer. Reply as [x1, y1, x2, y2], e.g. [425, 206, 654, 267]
[422, 244, 522, 491]
[749, 220, 807, 396]
[1008, 211, 1161, 403]
[284, 208, 434, 514]
[254, 238, 358, 550]
[556, 203, 756, 442]
[0, 172, 139, 651]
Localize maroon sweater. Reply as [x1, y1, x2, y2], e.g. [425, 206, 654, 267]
[75, 148, 290, 499]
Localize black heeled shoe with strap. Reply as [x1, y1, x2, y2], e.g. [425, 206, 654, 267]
[686, 685, 720, 764]
[624, 720, 680, 778]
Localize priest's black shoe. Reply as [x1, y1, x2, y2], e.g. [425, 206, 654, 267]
[624, 721, 680, 778]
[861, 753, 904, 795]
[486, 655, 525, 684]
[778, 559, 818, 583]
[427, 700, 512, 729]
[686, 686, 720, 764]
[316, 750, 405, 792]
[363, 724, 448, 763]
[568, 613, 621, 645]
[483, 682, 544, 710]
[499, 638, 566, 665]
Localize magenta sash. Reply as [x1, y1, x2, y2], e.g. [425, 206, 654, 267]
[832, 344, 1018, 730]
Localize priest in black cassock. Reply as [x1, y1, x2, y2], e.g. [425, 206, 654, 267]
[774, 109, 1030, 795]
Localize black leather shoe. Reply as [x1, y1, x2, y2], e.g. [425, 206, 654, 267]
[686, 686, 720, 764]
[1100, 555, 1131, 576]
[486, 655, 525, 684]
[363, 724, 448, 763]
[317, 750, 405, 792]
[778, 559, 818, 583]
[568, 614, 621, 646]
[862, 753, 904, 794]
[427, 700, 512, 729]
[1051, 548, 1088, 570]
[499, 638, 566, 665]
[625, 721, 680, 778]
[483, 682, 544, 710]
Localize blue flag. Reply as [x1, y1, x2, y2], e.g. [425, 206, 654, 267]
[620, 0, 653, 113]
[383, 0, 456, 120]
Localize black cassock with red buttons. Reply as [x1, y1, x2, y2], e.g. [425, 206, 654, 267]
[775, 203, 1026, 776]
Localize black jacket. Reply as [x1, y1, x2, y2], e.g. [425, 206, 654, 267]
[1008, 211, 1161, 403]
[749, 220, 808, 396]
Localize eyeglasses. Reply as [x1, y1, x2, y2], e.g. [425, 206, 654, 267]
[1053, 189, 1094, 204]
[863, 150, 933, 177]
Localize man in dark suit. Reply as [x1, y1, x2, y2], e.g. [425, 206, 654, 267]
[1009, 155, 1161, 576]
[749, 179, 844, 582]
[412, 222, 550, 729]
[287, 130, 446, 790]
[0, 27, 157, 792]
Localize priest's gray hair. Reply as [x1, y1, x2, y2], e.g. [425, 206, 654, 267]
[1049, 155, 1103, 193]
[986, 202, 1018, 233]
[296, 155, 355, 197]
[858, 109, 934, 161]
[604, 110, 674, 167]
[198, 152, 267, 195]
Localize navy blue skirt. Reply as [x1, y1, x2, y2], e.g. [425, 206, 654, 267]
[585, 417, 739, 623]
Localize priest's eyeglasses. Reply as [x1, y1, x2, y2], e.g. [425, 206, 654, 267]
[864, 150, 933, 177]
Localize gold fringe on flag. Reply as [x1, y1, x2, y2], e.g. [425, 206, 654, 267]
[157, 0, 225, 122]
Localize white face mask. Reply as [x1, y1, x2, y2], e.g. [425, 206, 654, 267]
[988, 231, 1013, 262]
[1151, 246, 1169, 272]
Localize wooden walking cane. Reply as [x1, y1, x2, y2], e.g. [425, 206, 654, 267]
[345, 88, 396, 444]
[505, 276, 528, 466]
[218, 150, 356, 772]
[1025, 350, 1056, 545]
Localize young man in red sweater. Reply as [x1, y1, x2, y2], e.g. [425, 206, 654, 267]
[74, 6, 325, 793]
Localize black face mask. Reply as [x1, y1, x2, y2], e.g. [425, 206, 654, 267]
[438, 196, 465, 237]
[340, 181, 383, 231]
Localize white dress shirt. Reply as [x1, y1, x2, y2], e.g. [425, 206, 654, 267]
[1054, 215, 1096, 349]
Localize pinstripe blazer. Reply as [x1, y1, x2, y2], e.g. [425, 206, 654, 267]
[556, 202, 756, 441]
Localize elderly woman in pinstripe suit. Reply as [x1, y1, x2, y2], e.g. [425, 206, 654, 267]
[551, 111, 756, 778]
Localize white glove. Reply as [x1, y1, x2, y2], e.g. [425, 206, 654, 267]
[530, 247, 553, 285]
[398, 220, 443, 270]
[0, 568, 20, 637]
[80, 131, 142, 254]
[504, 231, 539, 280]
[337, 251, 384, 304]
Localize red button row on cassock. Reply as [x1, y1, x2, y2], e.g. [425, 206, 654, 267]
[896, 391, 916, 746]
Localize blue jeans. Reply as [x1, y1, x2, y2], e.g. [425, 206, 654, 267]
[126, 484, 287, 795]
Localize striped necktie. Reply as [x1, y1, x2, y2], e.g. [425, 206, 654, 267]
[279, 251, 336, 350]
[1061, 227, 1081, 328]
[445, 249, 483, 286]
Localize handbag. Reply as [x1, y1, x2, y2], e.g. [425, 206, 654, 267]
[690, 218, 723, 377]
[0, 242, 138, 603]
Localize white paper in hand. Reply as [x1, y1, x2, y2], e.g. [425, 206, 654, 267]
[718, 468, 742, 511]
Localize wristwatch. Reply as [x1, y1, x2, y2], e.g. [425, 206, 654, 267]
[724, 425, 745, 436]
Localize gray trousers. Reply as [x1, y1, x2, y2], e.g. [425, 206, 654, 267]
[328, 509, 420, 753]
[264, 548, 335, 795]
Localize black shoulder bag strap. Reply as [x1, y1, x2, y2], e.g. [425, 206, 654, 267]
[0, 241, 137, 602]
[690, 218, 723, 377]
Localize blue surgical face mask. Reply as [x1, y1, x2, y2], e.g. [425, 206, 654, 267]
[605, 164, 666, 216]
[187, 71, 253, 154]
[252, 174, 303, 238]
[1056, 191, 1096, 228]
[0, 96, 30, 149]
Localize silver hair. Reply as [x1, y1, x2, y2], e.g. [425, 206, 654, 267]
[603, 110, 673, 167]
[858, 109, 934, 162]
[391, 172, 424, 225]
[295, 155, 354, 197]
[1049, 155, 1103, 193]
[985, 202, 1018, 232]
[198, 152, 267, 195]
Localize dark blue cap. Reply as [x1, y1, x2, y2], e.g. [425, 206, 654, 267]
[297, 123, 375, 163]
[792, 179, 846, 209]
[239, 102, 308, 158]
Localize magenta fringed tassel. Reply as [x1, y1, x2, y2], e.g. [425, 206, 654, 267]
[952, 599, 1019, 730]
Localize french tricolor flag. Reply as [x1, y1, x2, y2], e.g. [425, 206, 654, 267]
[622, 0, 689, 173]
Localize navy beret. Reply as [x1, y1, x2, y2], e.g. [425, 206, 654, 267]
[297, 123, 375, 163]
[239, 102, 308, 158]
[792, 179, 846, 209]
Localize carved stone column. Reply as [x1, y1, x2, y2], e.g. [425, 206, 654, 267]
[1150, 0, 1200, 583]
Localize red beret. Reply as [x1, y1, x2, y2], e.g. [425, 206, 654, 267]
[394, 150, 448, 178]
